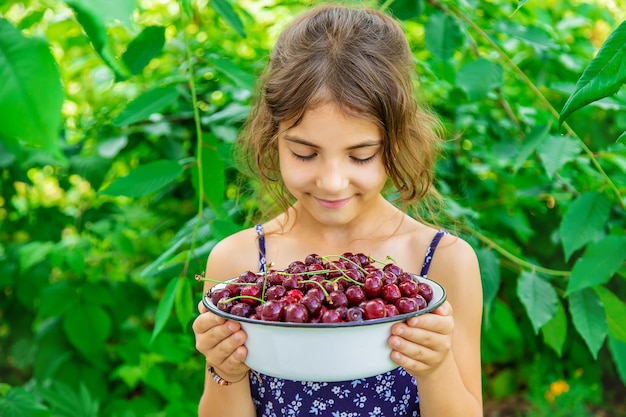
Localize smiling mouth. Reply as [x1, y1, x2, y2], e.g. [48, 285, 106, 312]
[315, 197, 352, 209]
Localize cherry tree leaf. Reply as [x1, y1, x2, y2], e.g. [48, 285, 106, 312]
[517, 271, 558, 334]
[208, 0, 246, 38]
[566, 236, 626, 295]
[560, 20, 626, 125]
[559, 191, 611, 261]
[569, 288, 607, 359]
[537, 135, 581, 178]
[0, 19, 63, 152]
[541, 300, 567, 356]
[99, 159, 183, 197]
[113, 85, 179, 126]
[151, 277, 178, 343]
[62, 304, 111, 366]
[457, 58, 503, 101]
[595, 286, 626, 343]
[425, 12, 463, 61]
[608, 336, 626, 386]
[122, 26, 166, 75]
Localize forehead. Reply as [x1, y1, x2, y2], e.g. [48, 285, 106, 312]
[279, 103, 382, 144]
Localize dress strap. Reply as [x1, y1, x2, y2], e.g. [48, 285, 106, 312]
[255, 224, 267, 273]
[419, 230, 446, 277]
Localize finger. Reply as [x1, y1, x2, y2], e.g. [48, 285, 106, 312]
[212, 330, 249, 371]
[192, 310, 226, 334]
[394, 313, 454, 337]
[433, 300, 452, 316]
[198, 299, 209, 314]
[389, 339, 439, 372]
[389, 324, 452, 354]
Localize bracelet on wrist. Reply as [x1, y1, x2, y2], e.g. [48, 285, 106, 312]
[208, 365, 248, 386]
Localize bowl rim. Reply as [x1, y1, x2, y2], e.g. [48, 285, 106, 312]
[202, 274, 446, 328]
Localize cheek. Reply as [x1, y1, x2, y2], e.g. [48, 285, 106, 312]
[353, 164, 388, 190]
[279, 156, 310, 191]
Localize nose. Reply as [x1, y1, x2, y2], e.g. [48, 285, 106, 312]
[315, 160, 349, 193]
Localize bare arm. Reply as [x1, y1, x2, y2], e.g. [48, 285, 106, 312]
[389, 236, 483, 417]
[192, 231, 260, 417]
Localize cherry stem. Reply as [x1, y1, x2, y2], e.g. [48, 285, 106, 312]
[223, 295, 266, 305]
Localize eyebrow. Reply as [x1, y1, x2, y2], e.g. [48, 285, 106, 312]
[282, 135, 382, 150]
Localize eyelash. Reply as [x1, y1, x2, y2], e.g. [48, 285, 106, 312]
[290, 152, 377, 165]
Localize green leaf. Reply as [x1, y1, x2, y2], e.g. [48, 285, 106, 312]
[209, 0, 246, 38]
[40, 382, 99, 417]
[481, 299, 524, 362]
[0, 19, 63, 152]
[537, 135, 581, 178]
[456, 58, 503, 101]
[559, 20, 626, 125]
[0, 387, 48, 417]
[64, 0, 134, 79]
[175, 276, 194, 330]
[151, 277, 178, 343]
[193, 133, 225, 206]
[122, 26, 166, 75]
[38, 282, 77, 318]
[207, 54, 254, 91]
[386, 0, 423, 20]
[566, 236, 626, 295]
[18, 241, 55, 273]
[494, 21, 558, 52]
[594, 286, 626, 343]
[541, 299, 567, 356]
[62, 304, 111, 363]
[517, 271, 558, 333]
[179, 0, 192, 18]
[425, 12, 463, 61]
[569, 288, 607, 359]
[513, 123, 551, 172]
[559, 191, 612, 261]
[140, 236, 187, 278]
[476, 248, 500, 320]
[617, 130, 626, 144]
[608, 335, 626, 386]
[99, 159, 184, 197]
[513, 0, 529, 14]
[113, 85, 180, 126]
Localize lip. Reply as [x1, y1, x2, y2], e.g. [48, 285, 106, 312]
[315, 197, 352, 209]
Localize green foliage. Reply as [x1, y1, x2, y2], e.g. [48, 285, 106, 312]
[1, 0, 625, 414]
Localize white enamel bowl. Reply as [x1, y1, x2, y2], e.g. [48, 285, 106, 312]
[202, 275, 446, 382]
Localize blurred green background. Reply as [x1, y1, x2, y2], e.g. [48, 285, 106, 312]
[1, 0, 625, 415]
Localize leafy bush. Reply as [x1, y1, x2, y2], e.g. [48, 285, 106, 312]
[0, 0, 624, 415]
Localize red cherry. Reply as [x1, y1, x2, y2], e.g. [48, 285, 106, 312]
[382, 283, 402, 304]
[321, 309, 343, 323]
[260, 300, 284, 321]
[417, 282, 434, 303]
[396, 297, 419, 314]
[240, 285, 262, 305]
[398, 280, 418, 297]
[284, 303, 309, 323]
[363, 299, 387, 320]
[363, 275, 383, 298]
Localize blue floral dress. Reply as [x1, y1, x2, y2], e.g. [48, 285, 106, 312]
[248, 224, 446, 417]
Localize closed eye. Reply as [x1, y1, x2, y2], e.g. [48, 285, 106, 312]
[291, 152, 317, 161]
[351, 154, 378, 165]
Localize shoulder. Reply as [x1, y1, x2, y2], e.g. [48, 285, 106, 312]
[428, 231, 482, 310]
[203, 225, 263, 289]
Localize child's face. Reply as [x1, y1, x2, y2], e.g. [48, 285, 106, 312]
[277, 102, 388, 226]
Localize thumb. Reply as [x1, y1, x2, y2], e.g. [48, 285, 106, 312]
[198, 299, 209, 314]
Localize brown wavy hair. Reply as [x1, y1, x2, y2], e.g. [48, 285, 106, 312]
[235, 3, 444, 219]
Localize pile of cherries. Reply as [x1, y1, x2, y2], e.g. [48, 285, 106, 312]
[206, 253, 434, 324]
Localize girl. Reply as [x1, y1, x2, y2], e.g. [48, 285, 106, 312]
[192, 3, 483, 417]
